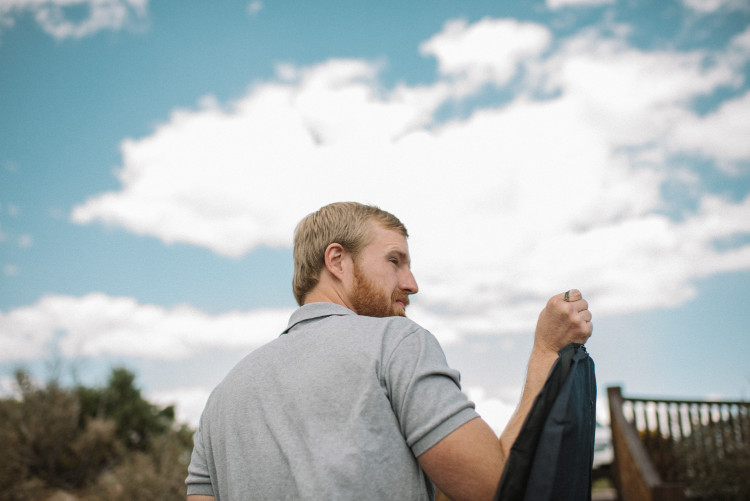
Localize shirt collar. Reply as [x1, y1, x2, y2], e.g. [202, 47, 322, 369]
[282, 302, 355, 334]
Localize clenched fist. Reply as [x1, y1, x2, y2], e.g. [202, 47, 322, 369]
[534, 289, 593, 355]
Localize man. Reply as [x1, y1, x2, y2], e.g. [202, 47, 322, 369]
[186, 202, 592, 501]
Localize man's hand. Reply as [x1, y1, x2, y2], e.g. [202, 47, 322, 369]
[534, 289, 593, 355]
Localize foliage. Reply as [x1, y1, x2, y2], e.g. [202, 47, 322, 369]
[685, 447, 750, 500]
[0, 368, 193, 501]
[75, 368, 174, 451]
[672, 421, 750, 500]
[80, 428, 194, 501]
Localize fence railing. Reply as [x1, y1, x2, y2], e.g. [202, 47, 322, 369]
[607, 386, 750, 501]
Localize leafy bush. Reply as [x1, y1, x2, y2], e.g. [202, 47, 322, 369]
[673, 421, 750, 500]
[0, 368, 194, 501]
[81, 428, 194, 501]
[75, 368, 174, 451]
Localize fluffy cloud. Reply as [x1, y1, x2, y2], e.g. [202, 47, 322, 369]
[682, 0, 750, 14]
[246, 1, 262, 17]
[0, 293, 293, 362]
[546, 0, 615, 10]
[3, 264, 19, 276]
[668, 90, 750, 172]
[150, 385, 213, 427]
[465, 387, 519, 434]
[419, 17, 552, 94]
[70, 18, 750, 337]
[0, 0, 148, 39]
[540, 32, 741, 147]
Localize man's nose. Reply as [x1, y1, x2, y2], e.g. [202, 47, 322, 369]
[401, 269, 419, 295]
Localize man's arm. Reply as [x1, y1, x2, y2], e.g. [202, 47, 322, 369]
[418, 289, 592, 501]
[187, 496, 215, 501]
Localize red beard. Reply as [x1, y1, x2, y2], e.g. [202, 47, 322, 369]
[350, 262, 409, 317]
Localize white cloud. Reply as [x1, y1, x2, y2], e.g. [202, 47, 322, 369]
[69, 18, 750, 339]
[539, 30, 742, 148]
[0, 0, 148, 39]
[18, 234, 32, 248]
[466, 387, 518, 434]
[150, 385, 212, 427]
[247, 1, 262, 17]
[731, 26, 750, 52]
[547, 0, 615, 10]
[419, 18, 551, 94]
[682, 0, 750, 13]
[0, 293, 293, 362]
[3, 264, 19, 276]
[668, 91, 750, 172]
[0, 374, 22, 400]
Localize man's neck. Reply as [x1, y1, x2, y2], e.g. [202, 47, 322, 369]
[304, 287, 352, 311]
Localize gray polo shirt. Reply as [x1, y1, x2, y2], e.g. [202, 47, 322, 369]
[186, 303, 478, 500]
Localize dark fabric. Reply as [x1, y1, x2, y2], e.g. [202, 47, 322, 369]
[494, 343, 596, 501]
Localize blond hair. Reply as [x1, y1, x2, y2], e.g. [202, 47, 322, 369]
[292, 202, 408, 305]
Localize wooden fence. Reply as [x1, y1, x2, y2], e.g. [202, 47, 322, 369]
[607, 386, 750, 500]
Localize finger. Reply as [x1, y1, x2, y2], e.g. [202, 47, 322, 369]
[575, 299, 589, 313]
[561, 289, 583, 302]
[579, 309, 592, 323]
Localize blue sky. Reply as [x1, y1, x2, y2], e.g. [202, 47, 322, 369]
[1, 0, 749, 430]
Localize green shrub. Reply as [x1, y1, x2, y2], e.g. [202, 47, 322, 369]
[0, 368, 194, 501]
[673, 422, 750, 500]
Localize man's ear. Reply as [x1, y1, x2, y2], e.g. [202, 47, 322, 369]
[324, 243, 348, 281]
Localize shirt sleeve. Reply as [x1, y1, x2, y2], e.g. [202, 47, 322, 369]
[185, 420, 216, 496]
[384, 326, 480, 457]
